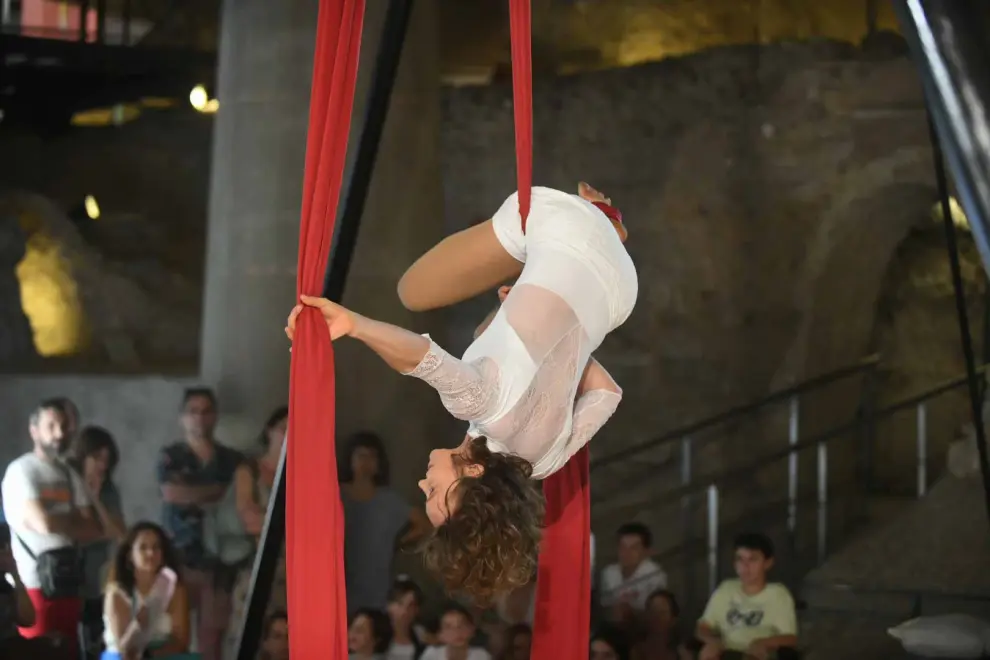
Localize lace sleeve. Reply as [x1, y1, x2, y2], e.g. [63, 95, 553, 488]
[569, 388, 622, 451]
[403, 337, 500, 423]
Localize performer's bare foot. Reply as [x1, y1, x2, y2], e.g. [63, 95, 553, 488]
[579, 182, 627, 243]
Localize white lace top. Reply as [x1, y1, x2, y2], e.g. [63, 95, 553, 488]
[406, 187, 638, 478]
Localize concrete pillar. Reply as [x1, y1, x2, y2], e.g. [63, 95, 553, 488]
[200, 0, 448, 465]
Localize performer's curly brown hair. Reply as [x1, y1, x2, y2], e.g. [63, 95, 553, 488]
[419, 437, 545, 606]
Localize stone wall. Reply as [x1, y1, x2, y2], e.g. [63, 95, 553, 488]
[439, 40, 955, 535]
[0, 38, 980, 559]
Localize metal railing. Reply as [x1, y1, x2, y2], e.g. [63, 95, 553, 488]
[592, 354, 985, 612]
[651, 363, 986, 597]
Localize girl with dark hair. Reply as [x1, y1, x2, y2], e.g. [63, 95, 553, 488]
[286, 183, 635, 604]
[339, 433, 432, 613]
[102, 521, 193, 659]
[348, 608, 393, 660]
[69, 425, 127, 658]
[591, 625, 632, 660]
[637, 589, 691, 660]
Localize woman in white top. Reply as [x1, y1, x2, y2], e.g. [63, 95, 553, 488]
[102, 521, 192, 660]
[285, 183, 637, 603]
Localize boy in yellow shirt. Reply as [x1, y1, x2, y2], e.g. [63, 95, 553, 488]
[695, 533, 798, 660]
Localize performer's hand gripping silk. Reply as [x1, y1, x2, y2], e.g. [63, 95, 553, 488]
[285, 182, 638, 603]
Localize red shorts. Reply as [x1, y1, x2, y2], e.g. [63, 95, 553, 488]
[20, 588, 82, 657]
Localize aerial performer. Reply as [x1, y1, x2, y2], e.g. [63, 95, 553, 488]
[285, 181, 637, 603]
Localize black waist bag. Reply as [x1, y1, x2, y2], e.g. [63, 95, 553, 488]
[16, 534, 83, 600]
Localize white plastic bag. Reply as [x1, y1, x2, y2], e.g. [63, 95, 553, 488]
[888, 614, 990, 658]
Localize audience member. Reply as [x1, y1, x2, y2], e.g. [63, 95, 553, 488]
[637, 589, 690, 660]
[157, 388, 242, 660]
[420, 603, 491, 660]
[223, 406, 288, 660]
[1, 399, 103, 657]
[259, 610, 288, 660]
[600, 523, 667, 621]
[386, 576, 426, 659]
[102, 521, 192, 658]
[0, 522, 35, 639]
[591, 625, 632, 660]
[69, 425, 127, 657]
[349, 607, 394, 659]
[497, 623, 530, 660]
[694, 533, 798, 660]
[50, 397, 80, 453]
[340, 432, 432, 612]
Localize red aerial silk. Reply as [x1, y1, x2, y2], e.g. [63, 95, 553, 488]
[286, 0, 365, 657]
[509, 1, 592, 658]
[509, 0, 533, 232]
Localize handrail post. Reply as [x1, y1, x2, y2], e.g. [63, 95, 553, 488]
[787, 395, 800, 551]
[917, 403, 928, 498]
[707, 484, 719, 594]
[860, 364, 879, 495]
[680, 437, 693, 611]
[816, 441, 828, 565]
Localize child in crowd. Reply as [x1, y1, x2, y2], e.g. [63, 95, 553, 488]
[420, 603, 491, 660]
[600, 523, 668, 620]
[348, 608, 393, 660]
[694, 533, 799, 660]
[386, 576, 427, 659]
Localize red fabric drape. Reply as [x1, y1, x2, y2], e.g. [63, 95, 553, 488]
[509, 0, 533, 231]
[287, 0, 365, 657]
[509, 1, 592, 658]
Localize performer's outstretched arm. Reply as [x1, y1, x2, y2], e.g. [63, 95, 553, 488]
[287, 296, 498, 421]
[287, 295, 429, 373]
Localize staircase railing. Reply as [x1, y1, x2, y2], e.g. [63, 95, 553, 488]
[604, 361, 987, 606]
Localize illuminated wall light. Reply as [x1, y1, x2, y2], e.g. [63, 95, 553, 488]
[70, 105, 141, 127]
[189, 84, 208, 111]
[190, 84, 219, 114]
[84, 195, 100, 220]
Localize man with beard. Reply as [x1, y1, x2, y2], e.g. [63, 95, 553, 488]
[1, 399, 102, 657]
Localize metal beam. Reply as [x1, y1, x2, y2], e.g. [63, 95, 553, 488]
[234, 2, 416, 658]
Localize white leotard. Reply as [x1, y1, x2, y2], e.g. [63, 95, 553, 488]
[406, 187, 638, 478]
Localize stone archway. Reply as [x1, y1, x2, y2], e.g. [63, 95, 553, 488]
[769, 149, 938, 486]
[867, 214, 985, 491]
[775, 148, 936, 387]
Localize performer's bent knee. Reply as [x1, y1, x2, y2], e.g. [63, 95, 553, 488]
[397, 220, 522, 311]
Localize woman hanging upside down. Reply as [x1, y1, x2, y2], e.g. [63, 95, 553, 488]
[285, 182, 638, 603]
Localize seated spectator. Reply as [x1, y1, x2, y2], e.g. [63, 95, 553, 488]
[637, 589, 690, 660]
[591, 625, 632, 660]
[259, 610, 288, 660]
[600, 523, 667, 623]
[102, 521, 194, 659]
[694, 533, 798, 660]
[497, 623, 530, 660]
[386, 576, 426, 659]
[420, 603, 491, 660]
[349, 608, 393, 659]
